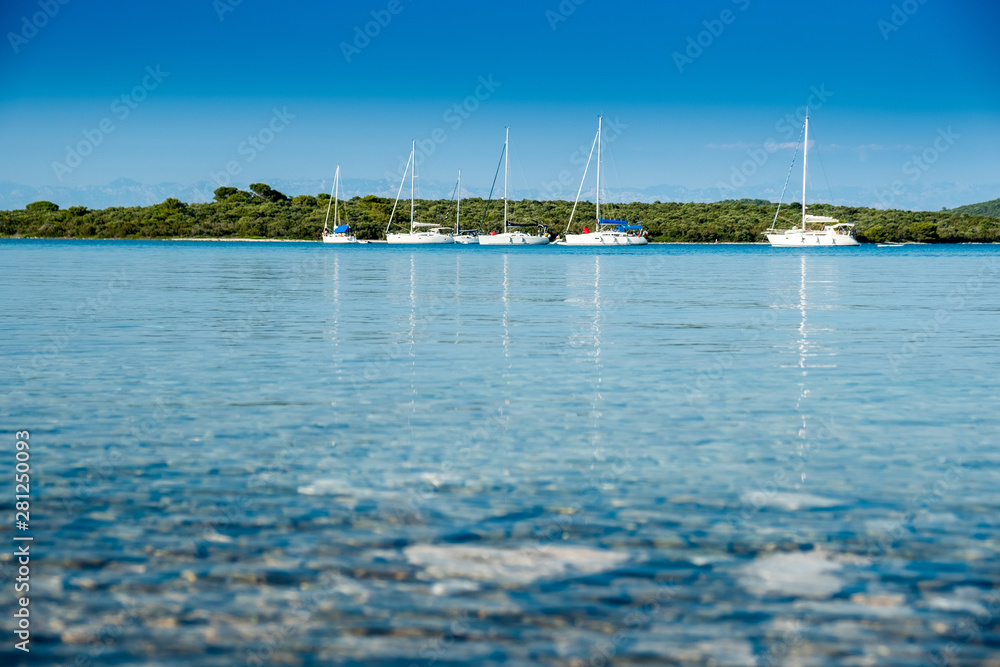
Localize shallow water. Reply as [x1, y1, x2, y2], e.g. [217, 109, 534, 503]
[3, 240, 999, 666]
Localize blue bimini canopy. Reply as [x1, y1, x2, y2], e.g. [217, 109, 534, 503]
[332, 225, 351, 233]
[599, 219, 643, 231]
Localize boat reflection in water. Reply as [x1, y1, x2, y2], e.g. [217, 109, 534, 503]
[784, 254, 839, 494]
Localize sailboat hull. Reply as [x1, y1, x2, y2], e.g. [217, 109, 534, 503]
[386, 232, 455, 244]
[322, 234, 357, 244]
[478, 232, 549, 246]
[564, 232, 648, 246]
[453, 234, 479, 244]
[766, 230, 859, 247]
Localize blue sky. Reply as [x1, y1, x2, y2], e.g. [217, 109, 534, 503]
[1, 0, 998, 209]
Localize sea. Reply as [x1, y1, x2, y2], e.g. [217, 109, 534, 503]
[3, 239, 999, 666]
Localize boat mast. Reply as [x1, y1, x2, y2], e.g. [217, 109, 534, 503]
[596, 115, 602, 225]
[503, 127, 509, 234]
[386, 149, 412, 235]
[410, 140, 416, 234]
[322, 165, 338, 234]
[456, 169, 461, 234]
[334, 164, 340, 227]
[802, 110, 808, 231]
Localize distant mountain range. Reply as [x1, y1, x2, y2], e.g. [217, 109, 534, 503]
[1, 178, 997, 213]
[946, 198, 1000, 218]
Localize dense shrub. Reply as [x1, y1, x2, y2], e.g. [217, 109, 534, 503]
[3, 196, 997, 243]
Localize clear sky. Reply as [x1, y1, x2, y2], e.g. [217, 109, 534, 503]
[1, 0, 998, 208]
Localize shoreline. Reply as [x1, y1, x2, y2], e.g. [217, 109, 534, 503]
[2, 236, 768, 244]
[2, 237, 776, 245]
[168, 238, 316, 242]
[2, 236, 994, 245]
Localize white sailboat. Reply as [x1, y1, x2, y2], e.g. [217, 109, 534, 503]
[452, 170, 480, 244]
[563, 116, 648, 246]
[321, 165, 358, 244]
[386, 141, 455, 245]
[765, 112, 859, 247]
[478, 128, 550, 246]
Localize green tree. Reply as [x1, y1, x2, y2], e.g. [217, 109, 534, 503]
[214, 186, 239, 201]
[863, 225, 887, 243]
[228, 191, 253, 203]
[26, 201, 59, 212]
[158, 198, 187, 217]
[249, 183, 289, 203]
[909, 222, 938, 242]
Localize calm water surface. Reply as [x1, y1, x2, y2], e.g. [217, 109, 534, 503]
[2, 240, 999, 666]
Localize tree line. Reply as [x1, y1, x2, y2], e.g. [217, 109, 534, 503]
[947, 198, 1000, 219]
[2, 185, 998, 243]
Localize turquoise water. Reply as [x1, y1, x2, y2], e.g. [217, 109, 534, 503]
[3, 240, 999, 666]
